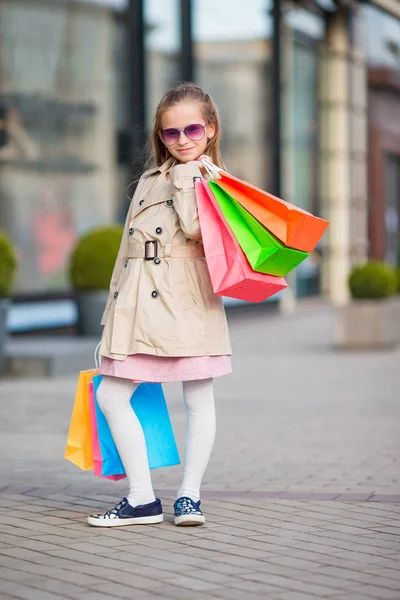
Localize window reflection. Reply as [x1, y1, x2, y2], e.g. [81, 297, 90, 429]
[145, 0, 181, 132]
[0, 1, 114, 292]
[194, 0, 272, 189]
[364, 5, 400, 266]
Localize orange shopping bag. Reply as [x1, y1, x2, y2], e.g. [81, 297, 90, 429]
[200, 158, 329, 253]
[64, 369, 98, 470]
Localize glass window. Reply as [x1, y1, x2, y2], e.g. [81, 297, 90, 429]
[363, 5, 400, 70]
[288, 37, 320, 215]
[0, 1, 115, 293]
[145, 0, 181, 132]
[284, 7, 325, 42]
[364, 4, 400, 265]
[385, 155, 400, 267]
[282, 9, 324, 297]
[193, 0, 273, 189]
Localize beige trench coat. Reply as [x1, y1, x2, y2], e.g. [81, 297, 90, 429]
[100, 158, 232, 360]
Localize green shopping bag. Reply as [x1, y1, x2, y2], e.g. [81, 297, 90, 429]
[209, 182, 309, 277]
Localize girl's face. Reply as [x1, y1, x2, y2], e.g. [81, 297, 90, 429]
[159, 102, 215, 164]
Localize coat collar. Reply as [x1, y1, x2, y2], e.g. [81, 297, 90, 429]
[142, 157, 176, 178]
[131, 159, 174, 219]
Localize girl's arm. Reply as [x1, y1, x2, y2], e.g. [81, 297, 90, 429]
[100, 201, 133, 326]
[170, 163, 203, 241]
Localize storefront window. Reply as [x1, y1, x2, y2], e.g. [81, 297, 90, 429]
[364, 5, 400, 70]
[385, 155, 400, 266]
[282, 9, 324, 296]
[363, 5, 400, 264]
[144, 0, 181, 133]
[193, 0, 273, 190]
[0, 1, 115, 293]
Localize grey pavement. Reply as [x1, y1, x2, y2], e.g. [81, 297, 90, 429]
[0, 300, 399, 600]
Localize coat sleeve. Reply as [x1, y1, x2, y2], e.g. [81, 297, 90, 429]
[170, 163, 203, 241]
[100, 198, 134, 326]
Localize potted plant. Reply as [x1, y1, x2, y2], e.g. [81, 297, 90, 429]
[335, 261, 398, 349]
[395, 266, 400, 339]
[0, 231, 17, 374]
[69, 226, 123, 337]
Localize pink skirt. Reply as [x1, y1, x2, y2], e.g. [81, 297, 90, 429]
[100, 354, 232, 383]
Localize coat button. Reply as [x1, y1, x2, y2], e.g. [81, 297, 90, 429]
[154, 257, 161, 265]
[139, 199, 145, 206]
[114, 291, 119, 299]
[164, 199, 173, 207]
[129, 227, 134, 236]
[151, 291, 158, 298]
[124, 259, 128, 268]
[155, 227, 163, 235]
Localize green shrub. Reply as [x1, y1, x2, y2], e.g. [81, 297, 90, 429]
[348, 261, 397, 300]
[69, 226, 123, 291]
[0, 231, 17, 298]
[396, 267, 400, 294]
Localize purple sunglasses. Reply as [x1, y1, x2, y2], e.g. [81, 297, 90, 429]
[160, 123, 207, 146]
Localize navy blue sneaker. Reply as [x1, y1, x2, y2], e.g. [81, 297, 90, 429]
[88, 498, 163, 527]
[174, 496, 205, 526]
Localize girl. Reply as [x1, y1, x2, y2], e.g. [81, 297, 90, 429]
[88, 83, 231, 528]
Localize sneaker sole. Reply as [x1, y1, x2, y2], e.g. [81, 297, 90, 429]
[87, 514, 163, 527]
[174, 514, 205, 526]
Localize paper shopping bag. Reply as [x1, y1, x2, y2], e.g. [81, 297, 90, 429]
[88, 381, 125, 481]
[64, 369, 98, 470]
[195, 179, 287, 302]
[209, 181, 309, 277]
[92, 375, 180, 476]
[214, 171, 329, 253]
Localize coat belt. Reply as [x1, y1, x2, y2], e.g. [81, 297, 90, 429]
[127, 242, 204, 260]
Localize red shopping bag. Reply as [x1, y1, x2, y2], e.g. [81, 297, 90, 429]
[195, 178, 287, 303]
[214, 171, 329, 253]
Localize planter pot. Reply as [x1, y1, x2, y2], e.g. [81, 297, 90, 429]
[0, 299, 10, 375]
[76, 291, 109, 337]
[335, 298, 399, 350]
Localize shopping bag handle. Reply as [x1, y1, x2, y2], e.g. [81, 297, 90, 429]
[199, 157, 223, 180]
[94, 341, 101, 370]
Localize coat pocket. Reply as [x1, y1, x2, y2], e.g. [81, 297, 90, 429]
[171, 261, 196, 311]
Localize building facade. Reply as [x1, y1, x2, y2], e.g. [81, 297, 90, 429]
[0, 0, 399, 328]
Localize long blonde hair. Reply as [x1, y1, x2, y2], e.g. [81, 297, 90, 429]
[151, 82, 224, 168]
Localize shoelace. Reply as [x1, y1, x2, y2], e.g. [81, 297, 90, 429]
[97, 499, 125, 519]
[176, 498, 201, 515]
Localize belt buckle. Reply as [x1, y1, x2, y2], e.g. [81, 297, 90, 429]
[144, 240, 158, 261]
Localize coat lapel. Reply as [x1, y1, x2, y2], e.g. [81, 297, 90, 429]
[131, 158, 175, 219]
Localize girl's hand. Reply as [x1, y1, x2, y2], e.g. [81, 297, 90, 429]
[186, 155, 212, 177]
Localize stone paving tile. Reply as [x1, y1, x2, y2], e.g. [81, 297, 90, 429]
[0, 496, 399, 599]
[1, 579, 74, 600]
[86, 588, 157, 600]
[329, 596, 392, 600]
[208, 588, 267, 600]
[85, 581, 164, 599]
[269, 594, 328, 600]
[0, 567, 90, 599]
[234, 571, 345, 596]
[1, 304, 400, 599]
[367, 567, 400, 582]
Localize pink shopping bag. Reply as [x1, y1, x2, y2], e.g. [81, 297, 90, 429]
[88, 381, 125, 481]
[195, 179, 287, 303]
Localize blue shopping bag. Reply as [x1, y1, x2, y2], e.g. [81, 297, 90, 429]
[92, 375, 180, 475]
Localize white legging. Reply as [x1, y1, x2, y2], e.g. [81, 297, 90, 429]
[96, 376, 216, 507]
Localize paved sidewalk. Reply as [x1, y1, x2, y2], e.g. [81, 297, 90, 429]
[1, 301, 399, 599]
